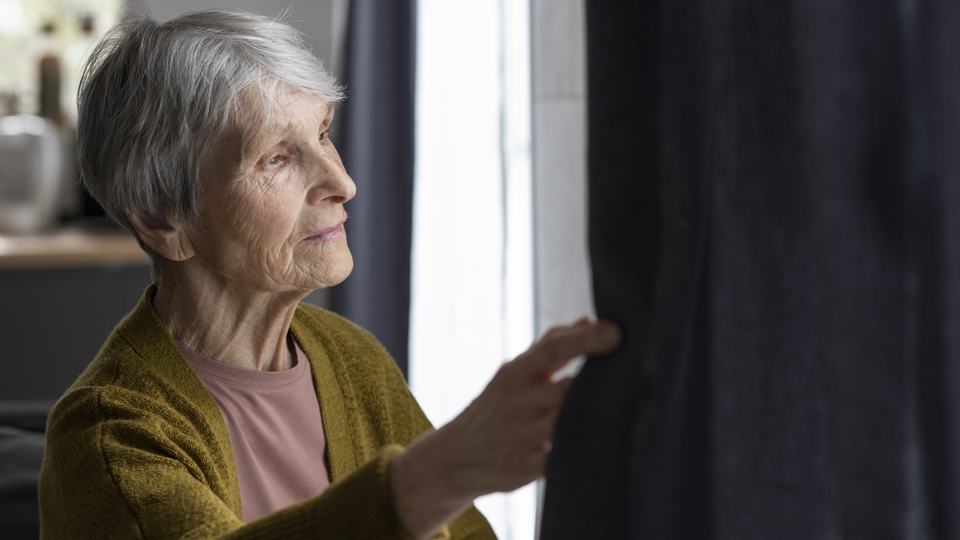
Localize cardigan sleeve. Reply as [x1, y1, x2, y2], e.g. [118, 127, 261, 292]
[361, 343, 497, 540]
[291, 304, 498, 540]
[40, 299, 497, 540]
[379, 367, 499, 540]
[39, 386, 415, 540]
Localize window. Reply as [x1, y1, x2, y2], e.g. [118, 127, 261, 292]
[410, 1, 535, 538]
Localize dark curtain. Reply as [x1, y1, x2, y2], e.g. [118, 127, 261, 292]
[542, 1, 960, 539]
[331, 0, 416, 377]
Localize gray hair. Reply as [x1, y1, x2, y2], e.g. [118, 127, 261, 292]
[77, 10, 344, 279]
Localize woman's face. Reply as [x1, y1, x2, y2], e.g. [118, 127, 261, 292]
[187, 89, 355, 295]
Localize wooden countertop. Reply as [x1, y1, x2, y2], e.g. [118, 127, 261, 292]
[0, 225, 149, 268]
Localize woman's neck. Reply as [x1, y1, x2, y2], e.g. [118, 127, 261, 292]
[152, 269, 306, 372]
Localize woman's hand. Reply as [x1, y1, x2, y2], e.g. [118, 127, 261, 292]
[389, 317, 622, 539]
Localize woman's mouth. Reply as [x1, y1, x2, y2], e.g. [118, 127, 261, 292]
[307, 221, 346, 241]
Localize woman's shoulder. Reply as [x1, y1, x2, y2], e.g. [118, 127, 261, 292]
[43, 315, 237, 511]
[46, 287, 230, 458]
[47, 322, 225, 443]
[291, 302, 412, 406]
[291, 302, 431, 448]
[292, 302, 393, 365]
[62, 289, 216, 406]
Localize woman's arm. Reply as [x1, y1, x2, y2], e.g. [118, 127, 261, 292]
[40, 387, 412, 540]
[389, 318, 622, 540]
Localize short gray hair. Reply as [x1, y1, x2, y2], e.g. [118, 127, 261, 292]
[77, 10, 344, 279]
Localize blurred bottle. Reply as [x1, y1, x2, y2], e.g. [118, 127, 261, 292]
[37, 22, 62, 127]
[63, 14, 97, 127]
[0, 91, 19, 116]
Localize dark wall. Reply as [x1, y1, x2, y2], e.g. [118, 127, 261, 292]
[0, 265, 150, 401]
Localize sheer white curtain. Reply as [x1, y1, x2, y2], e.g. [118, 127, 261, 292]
[409, 1, 534, 538]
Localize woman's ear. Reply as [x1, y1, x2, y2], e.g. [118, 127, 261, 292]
[127, 213, 196, 262]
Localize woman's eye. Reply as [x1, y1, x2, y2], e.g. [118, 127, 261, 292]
[319, 129, 332, 142]
[265, 155, 282, 166]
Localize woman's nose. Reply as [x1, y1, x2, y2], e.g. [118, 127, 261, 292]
[306, 146, 356, 206]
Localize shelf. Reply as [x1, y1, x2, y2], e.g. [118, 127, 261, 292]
[0, 225, 149, 269]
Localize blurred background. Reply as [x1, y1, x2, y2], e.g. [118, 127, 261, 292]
[8, 2, 951, 539]
[0, 1, 589, 539]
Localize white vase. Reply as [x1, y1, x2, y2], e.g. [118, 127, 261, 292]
[0, 115, 63, 233]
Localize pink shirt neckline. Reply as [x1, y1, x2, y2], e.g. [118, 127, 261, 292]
[177, 335, 331, 522]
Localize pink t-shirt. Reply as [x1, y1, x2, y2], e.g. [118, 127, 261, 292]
[177, 337, 331, 522]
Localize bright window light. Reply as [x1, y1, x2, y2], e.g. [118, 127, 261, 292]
[410, 0, 534, 538]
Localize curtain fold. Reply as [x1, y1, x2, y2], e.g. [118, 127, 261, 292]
[541, 1, 960, 538]
[331, 0, 417, 377]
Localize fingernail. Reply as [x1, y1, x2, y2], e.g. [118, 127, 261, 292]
[601, 322, 622, 343]
[575, 315, 593, 326]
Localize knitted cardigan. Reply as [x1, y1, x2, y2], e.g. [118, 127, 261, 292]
[38, 286, 495, 540]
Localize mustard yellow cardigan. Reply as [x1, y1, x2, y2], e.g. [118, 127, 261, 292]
[39, 286, 495, 539]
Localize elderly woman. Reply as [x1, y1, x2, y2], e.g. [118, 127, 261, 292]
[38, 10, 619, 540]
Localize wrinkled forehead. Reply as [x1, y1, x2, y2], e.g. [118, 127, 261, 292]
[236, 83, 331, 137]
[201, 84, 332, 177]
[218, 84, 333, 159]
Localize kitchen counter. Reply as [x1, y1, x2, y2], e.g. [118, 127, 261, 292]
[0, 224, 148, 268]
[0, 223, 152, 400]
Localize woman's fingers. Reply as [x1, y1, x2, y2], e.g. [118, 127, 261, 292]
[537, 316, 594, 341]
[395, 316, 622, 510]
[517, 375, 573, 419]
[521, 319, 622, 379]
[572, 315, 596, 327]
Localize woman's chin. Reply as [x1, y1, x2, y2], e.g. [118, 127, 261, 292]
[305, 251, 354, 291]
